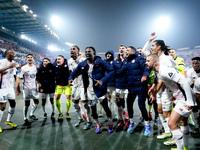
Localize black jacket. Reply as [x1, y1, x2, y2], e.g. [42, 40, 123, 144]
[36, 62, 56, 93]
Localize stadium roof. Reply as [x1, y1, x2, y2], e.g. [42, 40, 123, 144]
[0, 0, 63, 46]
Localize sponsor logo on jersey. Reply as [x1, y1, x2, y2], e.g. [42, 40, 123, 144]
[30, 74, 36, 78]
[168, 73, 173, 78]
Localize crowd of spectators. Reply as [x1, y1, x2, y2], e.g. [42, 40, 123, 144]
[1, 36, 200, 70]
[0, 38, 55, 67]
[177, 49, 200, 70]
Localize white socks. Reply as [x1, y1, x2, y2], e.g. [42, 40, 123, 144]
[159, 114, 170, 134]
[6, 107, 15, 122]
[0, 110, 4, 122]
[30, 103, 38, 116]
[23, 106, 29, 120]
[74, 103, 82, 119]
[171, 129, 183, 150]
[180, 125, 189, 148]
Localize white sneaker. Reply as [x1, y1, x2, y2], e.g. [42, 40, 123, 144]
[164, 138, 176, 146]
[157, 133, 171, 140]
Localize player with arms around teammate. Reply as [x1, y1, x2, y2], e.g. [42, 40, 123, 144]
[69, 46, 115, 133]
[103, 50, 118, 120]
[116, 46, 150, 136]
[146, 54, 195, 150]
[112, 45, 129, 131]
[36, 58, 56, 119]
[0, 49, 18, 133]
[68, 45, 89, 128]
[16, 54, 39, 125]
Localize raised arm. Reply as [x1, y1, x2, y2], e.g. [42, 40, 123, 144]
[142, 32, 157, 57]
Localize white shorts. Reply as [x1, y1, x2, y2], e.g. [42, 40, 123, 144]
[157, 90, 172, 111]
[156, 90, 162, 104]
[72, 87, 85, 100]
[23, 89, 39, 100]
[173, 102, 191, 118]
[41, 93, 54, 99]
[0, 88, 15, 103]
[84, 89, 106, 101]
[116, 89, 126, 99]
[107, 87, 116, 96]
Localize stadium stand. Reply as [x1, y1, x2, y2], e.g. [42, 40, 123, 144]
[0, 0, 70, 65]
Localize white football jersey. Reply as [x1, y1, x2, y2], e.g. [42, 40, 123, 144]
[17, 64, 37, 90]
[87, 64, 94, 92]
[186, 68, 200, 85]
[0, 59, 16, 89]
[68, 57, 85, 87]
[157, 54, 178, 82]
[159, 65, 195, 106]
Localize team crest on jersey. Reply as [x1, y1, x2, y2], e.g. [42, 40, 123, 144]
[64, 65, 67, 67]
[110, 61, 113, 64]
[10, 69, 14, 73]
[132, 60, 135, 63]
[168, 73, 173, 78]
[30, 74, 36, 78]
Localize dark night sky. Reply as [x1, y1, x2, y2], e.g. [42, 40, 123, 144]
[22, 0, 200, 53]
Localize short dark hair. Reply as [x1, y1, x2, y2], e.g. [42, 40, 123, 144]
[85, 46, 96, 55]
[72, 45, 80, 52]
[26, 54, 33, 58]
[128, 46, 136, 52]
[4, 48, 13, 56]
[43, 57, 51, 62]
[192, 57, 200, 62]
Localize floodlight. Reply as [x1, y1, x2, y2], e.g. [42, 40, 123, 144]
[21, 35, 25, 39]
[51, 15, 61, 27]
[155, 16, 170, 31]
